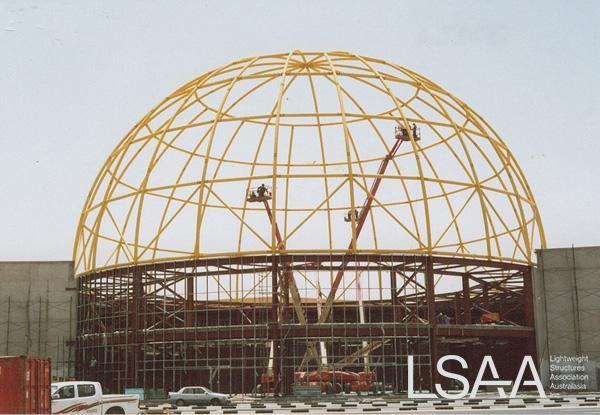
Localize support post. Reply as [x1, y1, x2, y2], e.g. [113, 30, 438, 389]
[271, 257, 281, 395]
[390, 268, 402, 392]
[453, 293, 460, 324]
[129, 271, 143, 388]
[38, 296, 42, 355]
[390, 269, 398, 314]
[462, 275, 472, 324]
[279, 262, 294, 395]
[281, 266, 290, 323]
[570, 246, 582, 355]
[5, 296, 10, 355]
[75, 279, 82, 382]
[68, 296, 73, 378]
[185, 273, 195, 387]
[523, 266, 537, 361]
[483, 284, 489, 309]
[185, 275, 194, 327]
[424, 257, 438, 387]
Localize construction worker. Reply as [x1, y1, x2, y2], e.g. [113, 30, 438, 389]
[345, 209, 359, 222]
[257, 184, 267, 197]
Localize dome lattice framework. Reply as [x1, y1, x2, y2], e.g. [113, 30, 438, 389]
[74, 51, 544, 395]
[74, 51, 544, 275]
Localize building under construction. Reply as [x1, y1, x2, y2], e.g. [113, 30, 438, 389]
[72, 51, 546, 396]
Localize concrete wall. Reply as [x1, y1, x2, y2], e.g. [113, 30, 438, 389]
[0, 261, 76, 379]
[534, 247, 600, 391]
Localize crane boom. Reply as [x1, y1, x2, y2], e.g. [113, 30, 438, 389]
[263, 200, 307, 325]
[334, 340, 387, 366]
[299, 129, 410, 369]
[318, 135, 405, 324]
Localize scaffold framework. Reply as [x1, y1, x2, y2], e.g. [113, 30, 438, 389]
[77, 254, 535, 395]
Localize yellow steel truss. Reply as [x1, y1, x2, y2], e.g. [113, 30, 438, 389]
[73, 50, 545, 277]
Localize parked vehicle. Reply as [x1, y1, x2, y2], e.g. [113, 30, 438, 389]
[0, 356, 51, 414]
[51, 381, 138, 414]
[168, 387, 230, 406]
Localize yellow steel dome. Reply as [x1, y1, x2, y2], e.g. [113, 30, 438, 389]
[73, 50, 545, 275]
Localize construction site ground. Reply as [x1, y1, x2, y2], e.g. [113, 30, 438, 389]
[141, 393, 600, 414]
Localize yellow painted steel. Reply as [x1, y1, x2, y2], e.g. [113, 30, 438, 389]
[73, 50, 545, 276]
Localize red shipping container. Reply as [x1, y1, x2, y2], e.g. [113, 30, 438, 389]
[0, 356, 51, 414]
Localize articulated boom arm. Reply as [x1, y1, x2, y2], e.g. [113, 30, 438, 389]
[263, 200, 307, 325]
[334, 340, 387, 367]
[318, 136, 405, 324]
[298, 132, 407, 369]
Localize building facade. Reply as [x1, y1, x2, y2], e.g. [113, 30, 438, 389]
[535, 246, 600, 391]
[0, 261, 77, 380]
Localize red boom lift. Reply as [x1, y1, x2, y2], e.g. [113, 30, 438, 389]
[254, 124, 420, 394]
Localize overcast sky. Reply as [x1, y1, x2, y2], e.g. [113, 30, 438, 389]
[0, 0, 598, 261]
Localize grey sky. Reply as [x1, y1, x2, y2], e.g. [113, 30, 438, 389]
[1, 0, 598, 261]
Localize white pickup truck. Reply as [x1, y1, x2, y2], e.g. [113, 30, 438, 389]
[51, 381, 139, 414]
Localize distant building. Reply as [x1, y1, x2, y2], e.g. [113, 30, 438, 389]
[0, 261, 76, 380]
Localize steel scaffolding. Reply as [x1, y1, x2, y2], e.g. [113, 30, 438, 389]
[76, 254, 535, 395]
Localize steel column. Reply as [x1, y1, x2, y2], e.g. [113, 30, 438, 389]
[425, 257, 438, 387]
[462, 274, 472, 324]
[185, 274, 194, 327]
[523, 266, 537, 362]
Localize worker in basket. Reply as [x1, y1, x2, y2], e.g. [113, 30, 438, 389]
[257, 183, 268, 197]
[345, 209, 360, 222]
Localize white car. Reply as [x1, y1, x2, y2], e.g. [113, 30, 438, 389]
[168, 386, 230, 406]
[51, 381, 139, 414]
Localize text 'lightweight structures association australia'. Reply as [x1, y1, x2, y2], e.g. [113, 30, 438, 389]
[73, 50, 545, 395]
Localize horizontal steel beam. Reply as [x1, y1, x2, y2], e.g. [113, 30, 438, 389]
[79, 322, 533, 345]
